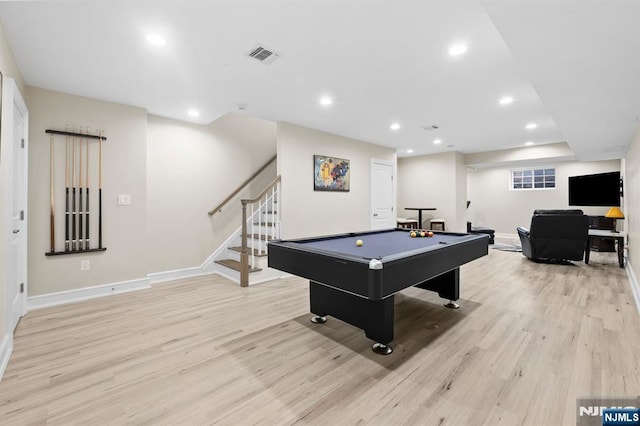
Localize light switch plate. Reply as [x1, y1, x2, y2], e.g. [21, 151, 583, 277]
[118, 194, 131, 205]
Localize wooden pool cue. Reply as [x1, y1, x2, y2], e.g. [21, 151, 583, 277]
[65, 126, 70, 251]
[85, 127, 90, 250]
[50, 134, 55, 253]
[98, 129, 103, 249]
[78, 128, 84, 250]
[71, 128, 77, 251]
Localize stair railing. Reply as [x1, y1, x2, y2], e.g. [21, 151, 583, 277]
[208, 155, 276, 216]
[240, 175, 281, 287]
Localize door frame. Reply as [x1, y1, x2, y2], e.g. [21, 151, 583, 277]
[2, 77, 29, 337]
[369, 158, 396, 230]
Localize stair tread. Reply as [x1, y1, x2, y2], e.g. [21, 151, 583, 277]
[253, 222, 277, 226]
[229, 246, 268, 257]
[215, 259, 262, 273]
[249, 233, 276, 240]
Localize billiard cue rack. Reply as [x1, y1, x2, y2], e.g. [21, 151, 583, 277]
[45, 127, 108, 256]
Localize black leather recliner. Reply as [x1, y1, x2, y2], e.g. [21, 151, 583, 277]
[517, 209, 589, 262]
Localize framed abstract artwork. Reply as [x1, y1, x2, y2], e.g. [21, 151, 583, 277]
[313, 154, 350, 192]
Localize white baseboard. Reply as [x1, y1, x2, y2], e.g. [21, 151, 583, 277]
[201, 226, 241, 272]
[250, 268, 290, 285]
[0, 332, 13, 382]
[26, 229, 280, 312]
[27, 277, 151, 310]
[148, 267, 212, 285]
[27, 259, 246, 311]
[26, 264, 218, 311]
[206, 258, 287, 286]
[211, 267, 240, 284]
[625, 261, 640, 315]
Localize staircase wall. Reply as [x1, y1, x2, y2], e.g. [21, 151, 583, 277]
[146, 113, 277, 274]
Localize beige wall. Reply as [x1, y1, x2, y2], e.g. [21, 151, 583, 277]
[26, 86, 149, 296]
[397, 152, 467, 231]
[25, 94, 278, 294]
[466, 159, 621, 234]
[146, 113, 276, 273]
[624, 125, 640, 272]
[0, 21, 25, 339]
[277, 122, 396, 239]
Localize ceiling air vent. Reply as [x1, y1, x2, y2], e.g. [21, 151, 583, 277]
[246, 44, 279, 65]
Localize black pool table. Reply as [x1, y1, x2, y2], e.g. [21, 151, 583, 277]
[268, 229, 489, 354]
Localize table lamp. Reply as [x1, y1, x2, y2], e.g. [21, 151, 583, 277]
[605, 207, 624, 233]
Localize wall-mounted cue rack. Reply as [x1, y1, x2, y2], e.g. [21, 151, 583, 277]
[45, 127, 108, 256]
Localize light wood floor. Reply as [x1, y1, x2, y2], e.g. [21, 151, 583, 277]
[1, 244, 639, 425]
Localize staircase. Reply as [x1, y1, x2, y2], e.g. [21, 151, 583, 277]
[209, 175, 282, 286]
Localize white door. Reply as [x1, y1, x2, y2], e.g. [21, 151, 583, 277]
[370, 159, 395, 229]
[4, 78, 28, 333]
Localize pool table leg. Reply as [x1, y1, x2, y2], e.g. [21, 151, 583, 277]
[415, 268, 460, 309]
[444, 301, 460, 309]
[310, 281, 395, 355]
[372, 343, 393, 355]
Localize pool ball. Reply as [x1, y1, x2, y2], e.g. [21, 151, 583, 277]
[410, 231, 417, 238]
[356, 239, 363, 246]
[419, 231, 426, 237]
[428, 231, 434, 237]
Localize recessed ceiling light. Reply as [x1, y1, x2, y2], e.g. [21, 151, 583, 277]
[433, 139, 442, 145]
[146, 33, 167, 47]
[449, 44, 468, 56]
[187, 109, 200, 118]
[525, 141, 535, 146]
[406, 149, 414, 153]
[499, 96, 514, 105]
[390, 122, 400, 131]
[319, 96, 333, 106]
[525, 123, 538, 129]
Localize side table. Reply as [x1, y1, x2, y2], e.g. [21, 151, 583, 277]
[585, 229, 626, 268]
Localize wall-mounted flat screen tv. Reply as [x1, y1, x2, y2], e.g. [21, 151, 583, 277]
[568, 171, 621, 206]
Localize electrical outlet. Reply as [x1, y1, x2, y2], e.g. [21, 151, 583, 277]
[81, 259, 90, 271]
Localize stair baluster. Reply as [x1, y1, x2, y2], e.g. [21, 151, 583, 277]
[239, 176, 281, 287]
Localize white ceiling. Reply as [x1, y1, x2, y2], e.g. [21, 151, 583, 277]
[1, 0, 638, 159]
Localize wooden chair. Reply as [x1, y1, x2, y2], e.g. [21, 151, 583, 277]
[397, 218, 419, 229]
[430, 219, 445, 231]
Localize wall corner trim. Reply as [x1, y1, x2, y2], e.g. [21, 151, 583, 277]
[0, 333, 14, 383]
[625, 260, 640, 315]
